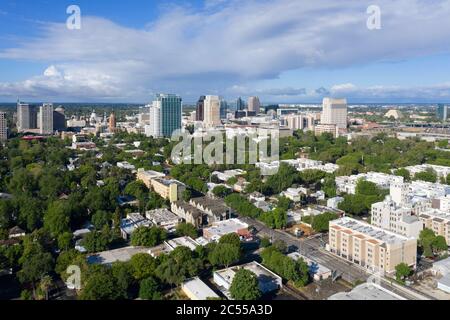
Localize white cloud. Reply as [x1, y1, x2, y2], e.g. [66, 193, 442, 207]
[1, 0, 450, 101]
[43, 65, 62, 78]
[331, 83, 357, 93]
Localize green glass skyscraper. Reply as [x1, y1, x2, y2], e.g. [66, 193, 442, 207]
[155, 93, 182, 137]
[437, 104, 448, 121]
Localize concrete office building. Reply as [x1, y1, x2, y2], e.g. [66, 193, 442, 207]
[321, 97, 348, 130]
[196, 96, 206, 121]
[39, 103, 54, 135]
[247, 96, 260, 113]
[53, 106, 66, 132]
[285, 113, 316, 131]
[0, 112, 7, 141]
[203, 95, 221, 127]
[17, 102, 37, 132]
[329, 217, 417, 275]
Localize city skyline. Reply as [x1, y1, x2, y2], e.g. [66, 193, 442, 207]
[1, 0, 450, 103]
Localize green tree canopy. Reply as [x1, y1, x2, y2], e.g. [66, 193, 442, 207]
[130, 226, 167, 247]
[229, 269, 262, 300]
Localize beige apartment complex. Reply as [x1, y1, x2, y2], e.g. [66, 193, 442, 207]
[329, 217, 417, 275]
[314, 123, 338, 138]
[136, 169, 184, 202]
[419, 210, 450, 244]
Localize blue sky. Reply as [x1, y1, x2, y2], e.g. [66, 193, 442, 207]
[1, 0, 450, 103]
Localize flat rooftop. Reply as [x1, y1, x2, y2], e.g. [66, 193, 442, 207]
[165, 236, 199, 251]
[204, 218, 248, 237]
[146, 208, 180, 223]
[215, 261, 282, 286]
[420, 209, 450, 221]
[182, 277, 219, 300]
[328, 283, 405, 300]
[331, 217, 411, 244]
[87, 246, 150, 265]
[288, 252, 331, 275]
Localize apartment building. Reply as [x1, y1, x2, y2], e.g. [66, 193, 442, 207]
[371, 182, 425, 238]
[404, 164, 450, 180]
[371, 199, 423, 238]
[136, 169, 165, 188]
[329, 217, 417, 275]
[336, 172, 404, 195]
[136, 169, 185, 202]
[189, 196, 232, 224]
[151, 178, 185, 202]
[171, 201, 204, 227]
[433, 195, 450, 212]
[314, 123, 338, 138]
[419, 210, 450, 245]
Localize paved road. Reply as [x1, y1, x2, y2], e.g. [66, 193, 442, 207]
[240, 216, 433, 300]
[240, 216, 369, 284]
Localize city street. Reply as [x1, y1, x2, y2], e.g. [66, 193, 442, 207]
[240, 216, 369, 283]
[240, 216, 435, 300]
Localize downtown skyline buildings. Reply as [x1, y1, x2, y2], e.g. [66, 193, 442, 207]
[146, 93, 182, 138]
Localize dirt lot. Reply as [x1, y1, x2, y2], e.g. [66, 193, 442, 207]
[294, 279, 352, 300]
[286, 223, 314, 237]
[412, 275, 450, 300]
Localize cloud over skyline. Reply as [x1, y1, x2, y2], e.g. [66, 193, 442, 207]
[1, 0, 450, 102]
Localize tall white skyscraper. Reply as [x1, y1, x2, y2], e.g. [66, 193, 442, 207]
[321, 98, 348, 130]
[146, 101, 161, 138]
[39, 103, 54, 135]
[0, 112, 7, 141]
[247, 96, 260, 113]
[203, 95, 221, 127]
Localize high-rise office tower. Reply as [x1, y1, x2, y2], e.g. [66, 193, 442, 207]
[109, 112, 116, 132]
[437, 104, 449, 121]
[158, 94, 182, 137]
[203, 95, 221, 127]
[146, 94, 181, 138]
[53, 106, 66, 132]
[17, 101, 38, 133]
[147, 102, 161, 138]
[0, 112, 7, 141]
[220, 98, 227, 120]
[39, 103, 54, 135]
[247, 96, 261, 113]
[196, 96, 206, 121]
[236, 97, 245, 111]
[321, 97, 348, 130]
